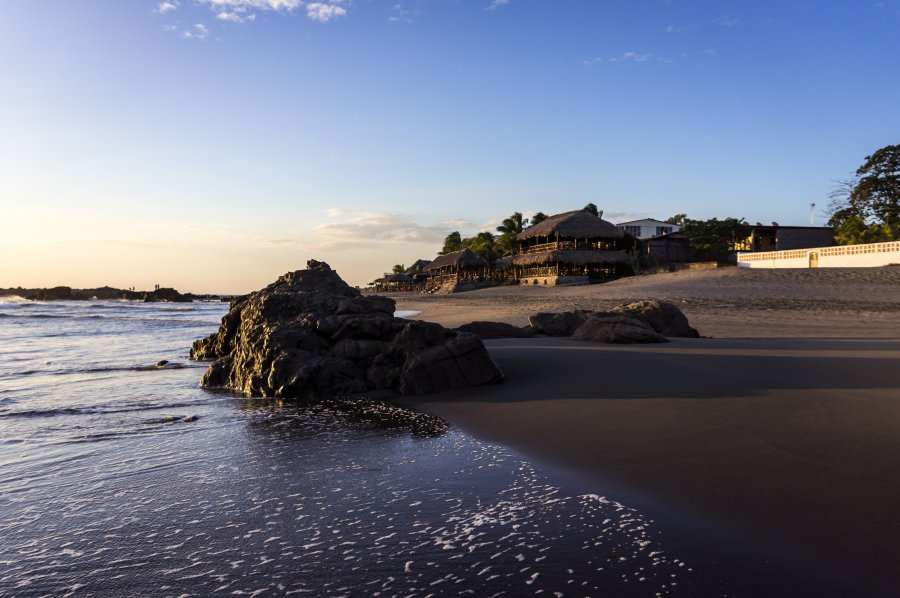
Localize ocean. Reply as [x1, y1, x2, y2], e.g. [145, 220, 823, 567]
[0, 298, 701, 596]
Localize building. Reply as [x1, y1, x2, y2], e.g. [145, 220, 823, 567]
[615, 218, 682, 239]
[422, 249, 489, 290]
[645, 231, 691, 263]
[513, 210, 633, 286]
[735, 225, 834, 252]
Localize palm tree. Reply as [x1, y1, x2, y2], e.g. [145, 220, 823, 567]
[496, 212, 528, 235]
[530, 212, 548, 225]
[392, 264, 406, 274]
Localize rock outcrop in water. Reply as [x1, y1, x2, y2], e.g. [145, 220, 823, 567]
[191, 260, 503, 398]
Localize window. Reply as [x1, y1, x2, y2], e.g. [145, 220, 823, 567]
[622, 225, 642, 237]
[655, 226, 673, 236]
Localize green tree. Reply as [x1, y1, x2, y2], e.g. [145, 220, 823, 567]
[666, 214, 687, 226]
[464, 231, 499, 261]
[440, 231, 463, 254]
[391, 264, 406, 274]
[681, 217, 751, 261]
[848, 144, 900, 227]
[495, 212, 528, 256]
[583, 203, 599, 216]
[496, 212, 528, 235]
[530, 212, 548, 226]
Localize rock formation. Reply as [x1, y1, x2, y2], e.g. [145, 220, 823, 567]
[454, 321, 536, 339]
[191, 260, 503, 398]
[529, 301, 699, 343]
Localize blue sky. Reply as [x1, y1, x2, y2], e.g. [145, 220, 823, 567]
[1, 0, 899, 291]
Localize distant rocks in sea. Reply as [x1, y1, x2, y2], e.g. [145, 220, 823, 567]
[190, 260, 503, 398]
[0, 285, 229, 303]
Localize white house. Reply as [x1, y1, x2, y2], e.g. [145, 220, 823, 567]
[615, 218, 681, 239]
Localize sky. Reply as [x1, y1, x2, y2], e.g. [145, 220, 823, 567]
[1, 0, 899, 292]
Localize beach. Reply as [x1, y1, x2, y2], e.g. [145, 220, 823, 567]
[396, 266, 900, 594]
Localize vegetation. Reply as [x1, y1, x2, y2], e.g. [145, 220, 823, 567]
[828, 144, 900, 245]
[391, 264, 406, 274]
[438, 206, 609, 261]
[670, 215, 751, 261]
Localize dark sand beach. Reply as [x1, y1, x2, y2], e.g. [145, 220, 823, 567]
[395, 267, 900, 594]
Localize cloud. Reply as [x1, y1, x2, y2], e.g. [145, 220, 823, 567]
[180, 23, 210, 40]
[486, 0, 509, 10]
[610, 51, 653, 63]
[665, 23, 698, 33]
[216, 10, 256, 22]
[714, 16, 739, 26]
[155, 1, 179, 13]
[306, 2, 347, 22]
[200, 0, 304, 10]
[312, 211, 451, 251]
[388, 3, 414, 23]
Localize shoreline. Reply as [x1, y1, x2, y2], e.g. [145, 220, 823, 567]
[394, 267, 900, 593]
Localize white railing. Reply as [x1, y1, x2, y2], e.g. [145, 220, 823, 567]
[737, 241, 900, 268]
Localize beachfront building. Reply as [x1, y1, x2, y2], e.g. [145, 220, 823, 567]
[422, 249, 489, 292]
[513, 210, 633, 286]
[615, 218, 682, 240]
[370, 273, 415, 292]
[734, 225, 834, 252]
[645, 231, 691, 263]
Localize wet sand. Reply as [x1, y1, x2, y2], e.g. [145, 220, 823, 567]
[395, 267, 900, 594]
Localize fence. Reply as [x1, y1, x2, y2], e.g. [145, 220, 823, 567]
[737, 241, 900, 268]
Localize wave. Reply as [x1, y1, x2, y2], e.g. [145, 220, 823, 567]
[0, 400, 204, 419]
[0, 362, 204, 381]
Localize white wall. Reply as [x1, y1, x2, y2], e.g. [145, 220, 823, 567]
[738, 241, 900, 268]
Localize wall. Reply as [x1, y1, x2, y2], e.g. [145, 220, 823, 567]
[738, 241, 900, 268]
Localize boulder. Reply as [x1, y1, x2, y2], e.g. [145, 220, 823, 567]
[612, 300, 700, 338]
[190, 260, 503, 398]
[528, 310, 592, 337]
[571, 314, 668, 344]
[455, 321, 536, 339]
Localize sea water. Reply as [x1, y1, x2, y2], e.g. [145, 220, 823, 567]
[0, 298, 696, 596]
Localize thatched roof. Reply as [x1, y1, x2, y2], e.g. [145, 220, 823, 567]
[512, 249, 629, 266]
[493, 256, 514, 268]
[517, 210, 624, 241]
[424, 249, 488, 272]
[405, 259, 431, 274]
[383, 273, 414, 283]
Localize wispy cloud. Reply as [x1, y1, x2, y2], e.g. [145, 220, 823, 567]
[216, 10, 256, 23]
[180, 23, 210, 40]
[486, 0, 510, 10]
[665, 23, 698, 33]
[389, 3, 414, 23]
[714, 15, 740, 27]
[155, 1, 179, 14]
[312, 211, 452, 251]
[583, 51, 672, 66]
[306, 2, 347, 23]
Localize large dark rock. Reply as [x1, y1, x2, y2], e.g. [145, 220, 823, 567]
[455, 321, 536, 339]
[571, 314, 668, 344]
[191, 260, 503, 398]
[528, 310, 592, 337]
[612, 300, 700, 338]
[529, 301, 699, 343]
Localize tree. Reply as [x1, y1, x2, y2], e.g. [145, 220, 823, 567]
[391, 264, 406, 274]
[583, 203, 598, 216]
[530, 212, 548, 226]
[464, 231, 499, 261]
[440, 231, 463, 254]
[496, 212, 528, 235]
[666, 214, 687, 226]
[495, 212, 528, 256]
[681, 217, 751, 261]
[848, 144, 900, 227]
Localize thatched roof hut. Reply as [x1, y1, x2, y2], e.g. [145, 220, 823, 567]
[423, 249, 488, 272]
[405, 259, 431, 275]
[383, 273, 414, 284]
[512, 250, 628, 267]
[517, 210, 624, 241]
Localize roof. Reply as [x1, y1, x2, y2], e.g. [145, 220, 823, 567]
[615, 218, 677, 227]
[383, 273, 413, 283]
[645, 231, 690, 241]
[512, 249, 629, 266]
[424, 249, 488, 272]
[405, 259, 431, 273]
[517, 210, 624, 241]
